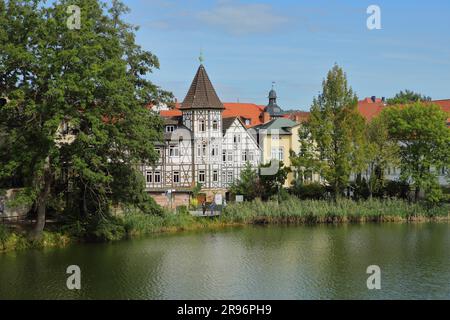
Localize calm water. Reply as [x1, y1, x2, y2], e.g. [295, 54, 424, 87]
[0, 223, 449, 300]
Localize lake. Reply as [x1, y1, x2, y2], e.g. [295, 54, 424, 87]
[0, 223, 449, 299]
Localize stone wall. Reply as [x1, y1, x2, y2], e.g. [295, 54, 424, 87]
[0, 189, 32, 219]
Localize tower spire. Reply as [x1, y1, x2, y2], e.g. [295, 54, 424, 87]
[199, 49, 204, 65]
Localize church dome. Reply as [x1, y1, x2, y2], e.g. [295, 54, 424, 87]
[265, 86, 284, 118]
[268, 89, 277, 100]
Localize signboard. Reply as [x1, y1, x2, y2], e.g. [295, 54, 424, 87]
[214, 194, 223, 205]
[235, 195, 244, 203]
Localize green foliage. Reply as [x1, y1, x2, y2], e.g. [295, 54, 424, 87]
[90, 218, 126, 242]
[306, 64, 366, 198]
[222, 196, 449, 224]
[290, 182, 326, 200]
[259, 161, 290, 200]
[364, 115, 400, 197]
[383, 103, 450, 201]
[387, 90, 431, 105]
[229, 162, 260, 200]
[0, 0, 171, 236]
[384, 180, 410, 199]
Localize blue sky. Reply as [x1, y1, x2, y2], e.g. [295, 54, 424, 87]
[122, 0, 450, 110]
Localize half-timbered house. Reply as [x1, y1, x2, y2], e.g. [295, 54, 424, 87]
[143, 64, 261, 207]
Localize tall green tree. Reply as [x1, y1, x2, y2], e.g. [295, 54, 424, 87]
[383, 102, 450, 201]
[290, 123, 325, 185]
[259, 161, 290, 200]
[230, 162, 261, 201]
[387, 90, 431, 105]
[0, 0, 171, 238]
[307, 64, 366, 199]
[365, 115, 400, 197]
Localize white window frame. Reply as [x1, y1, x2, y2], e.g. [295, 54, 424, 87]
[169, 145, 179, 157]
[199, 120, 206, 132]
[198, 170, 205, 183]
[146, 171, 153, 183]
[154, 171, 161, 183]
[212, 120, 218, 131]
[173, 171, 180, 184]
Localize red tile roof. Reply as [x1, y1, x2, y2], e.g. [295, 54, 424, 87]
[286, 111, 310, 123]
[158, 97, 450, 127]
[222, 103, 266, 127]
[357, 97, 386, 122]
[431, 99, 450, 113]
[160, 109, 182, 117]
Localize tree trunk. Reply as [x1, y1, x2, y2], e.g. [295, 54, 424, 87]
[30, 157, 51, 241]
[415, 187, 420, 202]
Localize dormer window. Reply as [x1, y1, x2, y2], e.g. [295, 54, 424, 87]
[244, 119, 251, 126]
[166, 125, 175, 132]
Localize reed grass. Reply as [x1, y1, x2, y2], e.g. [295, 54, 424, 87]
[1, 197, 448, 253]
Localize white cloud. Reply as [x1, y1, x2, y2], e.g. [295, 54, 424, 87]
[197, 1, 289, 35]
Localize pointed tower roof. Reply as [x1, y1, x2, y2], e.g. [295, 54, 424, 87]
[180, 64, 224, 110]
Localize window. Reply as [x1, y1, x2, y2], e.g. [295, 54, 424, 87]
[169, 146, 179, 157]
[211, 145, 218, 157]
[199, 120, 206, 132]
[213, 170, 218, 182]
[197, 144, 207, 157]
[222, 171, 226, 182]
[198, 170, 205, 183]
[146, 171, 153, 183]
[278, 148, 284, 161]
[242, 151, 248, 162]
[154, 171, 161, 183]
[212, 120, 218, 131]
[272, 135, 280, 140]
[271, 147, 284, 161]
[166, 125, 175, 132]
[245, 119, 251, 126]
[222, 150, 226, 162]
[173, 171, 180, 183]
[227, 171, 233, 183]
[227, 151, 233, 162]
[249, 151, 254, 162]
[233, 135, 241, 143]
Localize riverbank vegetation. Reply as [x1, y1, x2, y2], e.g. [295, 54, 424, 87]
[0, 1, 449, 254]
[1, 197, 448, 253]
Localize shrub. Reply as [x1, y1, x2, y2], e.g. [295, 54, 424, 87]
[90, 218, 126, 242]
[384, 181, 410, 199]
[291, 182, 326, 200]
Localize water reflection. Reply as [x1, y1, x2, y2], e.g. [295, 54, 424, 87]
[0, 223, 449, 299]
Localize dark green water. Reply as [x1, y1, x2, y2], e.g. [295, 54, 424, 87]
[0, 223, 449, 299]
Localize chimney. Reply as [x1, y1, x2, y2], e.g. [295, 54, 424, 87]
[371, 96, 376, 103]
[381, 97, 386, 103]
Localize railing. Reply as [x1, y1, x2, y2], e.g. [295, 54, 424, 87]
[0, 215, 27, 224]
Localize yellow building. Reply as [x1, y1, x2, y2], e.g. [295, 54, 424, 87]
[254, 118, 301, 187]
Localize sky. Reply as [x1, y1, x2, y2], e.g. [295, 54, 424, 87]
[121, 0, 450, 110]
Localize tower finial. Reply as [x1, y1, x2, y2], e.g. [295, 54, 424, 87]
[199, 49, 204, 64]
[272, 81, 275, 89]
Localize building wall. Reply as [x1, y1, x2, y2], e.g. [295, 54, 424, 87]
[149, 192, 190, 208]
[143, 113, 261, 206]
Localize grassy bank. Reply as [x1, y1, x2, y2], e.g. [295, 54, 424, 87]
[1, 198, 449, 253]
[0, 225, 71, 253]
